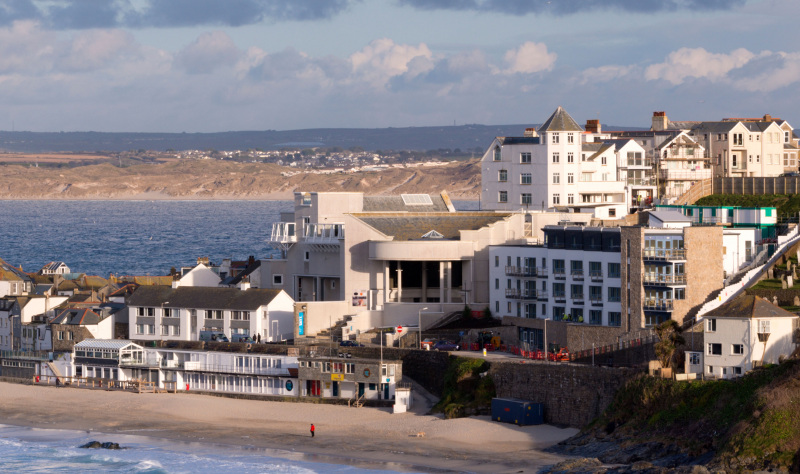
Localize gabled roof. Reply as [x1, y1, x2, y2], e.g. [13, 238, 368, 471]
[74, 339, 140, 351]
[582, 143, 614, 161]
[538, 106, 583, 133]
[41, 262, 68, 273]
[0, 258, 29, 282]
[707, 295, 797, 319]
[127, 286, 286, 310]
[689, 121, 741, 133]
[51, 308, 104, 325]
[352, 212, 511, 241]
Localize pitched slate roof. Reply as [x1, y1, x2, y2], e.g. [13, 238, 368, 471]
[707, 295, 797, 319]
[222, 260, 261, 286]
[0, 258, 28, 282]
[51, 308, 104, 325]
[352, 212, 511, 241]
[497, 137, 540, 145]
[127, 286, 286, 310]
[362, 194, 450, 212]
[538, 106, 583, 133]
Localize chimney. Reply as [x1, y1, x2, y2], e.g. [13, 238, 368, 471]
[652, 111, 668, 131]
[585, 119, 601, 134]
[523, 128, 538, 138]
[763, 114, 773, 122]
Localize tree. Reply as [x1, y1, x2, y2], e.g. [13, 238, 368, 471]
[654, 320, 685, 370]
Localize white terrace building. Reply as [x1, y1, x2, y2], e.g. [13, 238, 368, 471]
[127, 286, 294, 342]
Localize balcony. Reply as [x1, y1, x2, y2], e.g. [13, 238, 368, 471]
[536, 267, 548, 277]
[303, 223, 345, 252]
[537, 291, 549, 300]
[570, 294, 585, 305]
[505, 288, 538, 301]
[571, 270, 584, 280]
[643, 298, 674, 311]
[642, 248, 686, 261]
[643, 273, 687, 286]
[505, 266, 536, 277]
[553, 270, 566, 280]
[553, 292, 566, 303]
[589, 271, 603, 282]
[589, 297, 603, 306]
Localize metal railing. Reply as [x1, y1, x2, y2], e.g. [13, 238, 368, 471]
[0, 350, 52, 361]
[643, 299, 674, 311]
[505, 289, 538, 300]
[643, 274, 687, 285]
[642, 248, 687, 260]
[303, 223, 345, 242]
[505, 266, 536, 277]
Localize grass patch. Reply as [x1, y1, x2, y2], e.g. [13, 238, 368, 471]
[694, 194, 800, 218]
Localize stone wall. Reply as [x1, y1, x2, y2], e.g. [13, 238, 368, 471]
[489, 361, 640, 427]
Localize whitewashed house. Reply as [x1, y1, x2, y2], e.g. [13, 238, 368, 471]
[127, 286, 294, 342]
[703, 295, 798, 378]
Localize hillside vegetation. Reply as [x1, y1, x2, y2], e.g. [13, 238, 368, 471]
[0, 160, 481, 200]
[695, 194, 800, 218]
[569, 359, 800, 471]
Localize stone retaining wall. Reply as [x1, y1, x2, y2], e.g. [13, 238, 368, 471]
[489, 361, 640, 427]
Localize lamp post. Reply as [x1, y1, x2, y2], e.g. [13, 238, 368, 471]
[418, 307, 428, 349]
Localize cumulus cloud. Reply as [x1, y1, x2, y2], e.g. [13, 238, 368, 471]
[396, 0, 746, 15]
[0, 0, 359, 29]
[502, 42, 556, 74]
[175, 31, 240, 74]
[349, 38, 434, 87]
[645, 47, 757, 84]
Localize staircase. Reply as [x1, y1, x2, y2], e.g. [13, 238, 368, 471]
[46, 361, 64, 385]
[316, 314, 353, 343]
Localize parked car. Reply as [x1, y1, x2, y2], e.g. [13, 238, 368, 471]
[339, 340, 363, 347]
[433, 340, 460, 351]
[781, 172, 800, 177]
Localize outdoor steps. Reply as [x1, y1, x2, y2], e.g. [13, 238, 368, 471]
[317, 314, 353, 342]
[46, 361, 65, 384]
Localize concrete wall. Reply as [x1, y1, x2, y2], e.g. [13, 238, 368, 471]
[489, 361, 639, 427]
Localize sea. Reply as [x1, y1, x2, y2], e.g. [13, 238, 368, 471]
[0, 200, 478, 277]
[0, 425, 422, 473]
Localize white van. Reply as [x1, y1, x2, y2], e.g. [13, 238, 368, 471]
[199, 331, 229, 342]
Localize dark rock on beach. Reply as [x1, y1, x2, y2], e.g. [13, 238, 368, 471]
[79, 441, 123, 450]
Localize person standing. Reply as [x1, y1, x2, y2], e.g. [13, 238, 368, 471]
[310, 423, 315, 438]
[257, 333, 261, 343]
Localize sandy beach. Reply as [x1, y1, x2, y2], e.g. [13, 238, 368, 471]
[0, 381, 577, 473]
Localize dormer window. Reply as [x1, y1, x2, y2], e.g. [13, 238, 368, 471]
[493, 146, 501, 161]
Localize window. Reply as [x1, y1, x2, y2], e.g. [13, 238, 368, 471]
[732, 344, 744, 355]
[206, 310, 223, 319]
[567, 133, 574, 144]
[689, 353, 700, 365]
[589, 261, 601, 277]
[552, 173, 560, 184]
[733, 366, 742, 375]
[590, 310, 602, 325]
[568, 194, 574, 204]
[493, 146, 501, 161]
[608, 263, 621, 278]
[232, 311, 251, 321]
[601, 156, 607, 165]
[304, 251, 310, 261]
[707, 343, 722, 356]
[580, 172, 592, 182]
[674, 288, 685, 300]
[273, 274, 283, 285]
[520, 173, 532, 184]
[567, 173, 574, 184]
[706, 318, 716, 332]
[552, 152, 560, 163]
[494, 256, 499, 267]
[553, 259, 565, 276]
[520, 152, 531, 164]
[582, 153, 586, 162]
[521, 193, 532, 205]
[552, 133, 560, 144]
[570, 284, 584, 299]
[498, 169, 507, 182]
[589, 286, 602, 302]
[495, 279, 499, 289]
[570, 260, 583, 276]
[758, 320, 770, 333]
[553, 194, 560, 205]
[608, 287, 621, 302]
[499, 191, 508, 203]
[567, 152, 574, 163]
[608, 312, 621, 327]
[552, 283, 565, 298]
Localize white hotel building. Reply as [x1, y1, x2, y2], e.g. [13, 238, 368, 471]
[480, 106, 655, 219]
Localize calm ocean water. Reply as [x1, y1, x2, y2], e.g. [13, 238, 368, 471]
[0, 200, 478, 277]
[0, 425, 415, 473]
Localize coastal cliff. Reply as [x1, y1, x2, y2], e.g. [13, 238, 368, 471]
[0, 160, 481, 200]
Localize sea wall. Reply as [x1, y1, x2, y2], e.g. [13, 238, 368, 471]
[489, 361, 639, 427]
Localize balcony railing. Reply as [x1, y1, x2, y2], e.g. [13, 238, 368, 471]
[505, 266, 536, 277]
[268, 222, 297, 244]
[643, 299, 674, 311]
[553, 270, 566, 280]
[0, 350, 53, 361]
[589, 297, 603, 306]
[643, 274, 687, 285]
[303, 223, 345, 243]
[571, 270, 584, 280]
[589, 271, 603, 281]
[505, 289, 538, 300]
[537, 291, 548, 300]
[642, 248, 686, 261]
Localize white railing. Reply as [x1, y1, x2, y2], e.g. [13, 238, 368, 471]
[269, 222, 297, 243]
[303, 223, 344, 243]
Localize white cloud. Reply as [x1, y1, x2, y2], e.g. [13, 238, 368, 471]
[0, 21, 56, 74]
[349, 38, 434, 87]
[730, 51, 800, 92]
[502, 41, 556, 74]
[175, 31, 240, 74]
[58, 29, 139, 72]
[644, 47, 755, 84]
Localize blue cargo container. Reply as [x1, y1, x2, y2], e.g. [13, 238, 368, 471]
[491, 398, 543, 426]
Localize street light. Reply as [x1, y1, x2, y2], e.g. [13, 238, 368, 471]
[418, 307, 428, 349]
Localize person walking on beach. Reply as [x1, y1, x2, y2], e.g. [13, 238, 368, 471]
[310, 423, 315, 438]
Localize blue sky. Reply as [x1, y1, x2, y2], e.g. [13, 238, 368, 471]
[0, 0, 797, 133]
